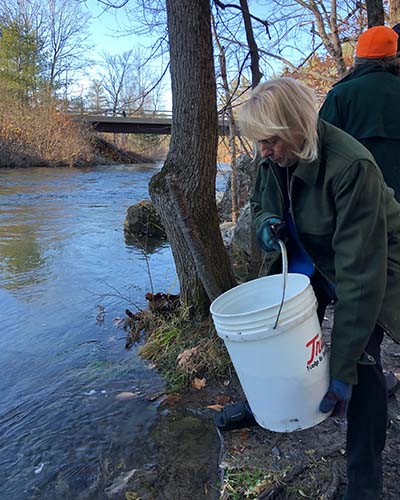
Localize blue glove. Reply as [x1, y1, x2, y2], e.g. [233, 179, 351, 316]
[320, 378, 353, 418]
[257, 217, 286, 252]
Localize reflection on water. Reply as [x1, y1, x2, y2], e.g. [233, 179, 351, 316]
[0, 165, 183, 499]
[0, 231, 45, 288]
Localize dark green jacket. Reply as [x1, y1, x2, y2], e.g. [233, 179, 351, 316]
[251, 120, 400, 384]
[319, 63, 400, 201]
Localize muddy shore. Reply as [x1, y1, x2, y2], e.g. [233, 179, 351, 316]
[119, 307, 400, 500]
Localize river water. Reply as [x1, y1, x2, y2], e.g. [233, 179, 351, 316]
[0, 165, 185, 499]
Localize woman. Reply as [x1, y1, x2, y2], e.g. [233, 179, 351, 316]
[237, 77, 400, 500]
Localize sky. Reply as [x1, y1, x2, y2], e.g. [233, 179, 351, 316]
[75, 0, 279, 111]
[83, 0, 144, 58]
[73, 0, 172, 108]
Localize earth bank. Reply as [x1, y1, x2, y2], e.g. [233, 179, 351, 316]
[117, 308, 400, 500]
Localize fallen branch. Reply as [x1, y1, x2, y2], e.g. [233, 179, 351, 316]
[258, 463, 307, 500]
[258, 443, 344, 500]
[321, 460, 340, 500]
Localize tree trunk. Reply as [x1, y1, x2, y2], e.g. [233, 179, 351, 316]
[366, 0, 385, 27]
[149, 0, 236, 317]
[237, 0, 263, 278]
[211, 15, 239, 223]
[390, 0, 400, 24]
[239, 0, 263, 87]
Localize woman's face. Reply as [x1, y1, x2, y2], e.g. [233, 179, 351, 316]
[258, 137, 297, 168]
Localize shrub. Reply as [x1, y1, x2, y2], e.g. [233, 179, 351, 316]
[0, 98, 93, 167]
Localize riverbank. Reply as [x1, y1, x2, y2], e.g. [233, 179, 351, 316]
[0, 100, 155, 168]
[78, 136, 154, 167]
[0, 133, 154, 168]
[125, 306, 400, 500]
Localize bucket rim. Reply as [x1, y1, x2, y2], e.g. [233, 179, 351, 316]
[210, 273, 311, 319]
[215, 298, 318, 341]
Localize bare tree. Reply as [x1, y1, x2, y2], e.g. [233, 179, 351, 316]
[97, 49, 160, 115]
[85, 79, 108, 112]
[264, 0, 363, 77]
[390, 0, 400, 24]
[99, 50, 134, 115]
[149, 0, 236, 316]
[46, 0, 92, 92]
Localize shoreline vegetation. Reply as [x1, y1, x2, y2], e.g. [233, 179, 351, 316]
[0, 100, 159, 168]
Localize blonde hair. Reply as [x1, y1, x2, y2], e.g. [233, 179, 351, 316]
[237, 78, 319, 162]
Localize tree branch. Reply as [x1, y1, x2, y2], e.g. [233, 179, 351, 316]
[213, 0, 271, 38]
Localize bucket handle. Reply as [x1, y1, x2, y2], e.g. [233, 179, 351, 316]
[273, 239, 288, 329]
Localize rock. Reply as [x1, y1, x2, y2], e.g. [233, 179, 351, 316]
[215, 191, 224, 205]
[220, 221, 236, 246]
[218, 153, 258, 222]
[115, 391, 138, 400]
[232, 201, 252, 256]
[124, 199, 166, 238]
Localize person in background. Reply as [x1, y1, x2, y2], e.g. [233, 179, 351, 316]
[319, 26, 400, 201]
[237, 77, 400, 500]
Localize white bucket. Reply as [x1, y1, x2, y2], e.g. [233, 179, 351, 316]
[210, 273, 330, 432]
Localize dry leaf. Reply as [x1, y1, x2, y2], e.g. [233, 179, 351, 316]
[125, 492, 141, 500]
[207, 404, 223, 412]
[161, 393, 182, 405]
[230, 444, 247, 454]
[177, 347, 198, 368]
[192, 377, 207, 390]
[215, 394, 232, 405]
[252, 479, 272, 495]
[239, 429, 249, 441]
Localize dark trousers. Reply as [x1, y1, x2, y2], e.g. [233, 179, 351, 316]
[312, 274, 388, 500]
[344, 325, 387, 500]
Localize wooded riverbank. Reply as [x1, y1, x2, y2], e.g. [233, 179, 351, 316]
[0, 100, 156, 169]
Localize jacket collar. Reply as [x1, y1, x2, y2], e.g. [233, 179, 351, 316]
[333, 62, 388, 86]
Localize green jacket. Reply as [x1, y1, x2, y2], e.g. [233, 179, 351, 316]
[319, 63, 400, 201]
[251, 120, 400, 384]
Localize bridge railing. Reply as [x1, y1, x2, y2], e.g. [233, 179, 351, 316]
[65, 105, 172, 119]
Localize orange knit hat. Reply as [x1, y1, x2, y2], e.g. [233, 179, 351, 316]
[356, 26, 398, 58]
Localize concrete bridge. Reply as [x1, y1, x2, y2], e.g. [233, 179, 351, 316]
[72, 112, 229, 135]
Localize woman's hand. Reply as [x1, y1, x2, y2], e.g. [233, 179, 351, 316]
[257, 217, 287, 252]
[320, 378, 353, 417]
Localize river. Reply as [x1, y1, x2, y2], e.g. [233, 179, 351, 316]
[0, 164, 225, 499]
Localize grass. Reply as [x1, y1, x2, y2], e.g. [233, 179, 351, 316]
[135, 306, 232, 392]
[221, 467, 278, 499]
